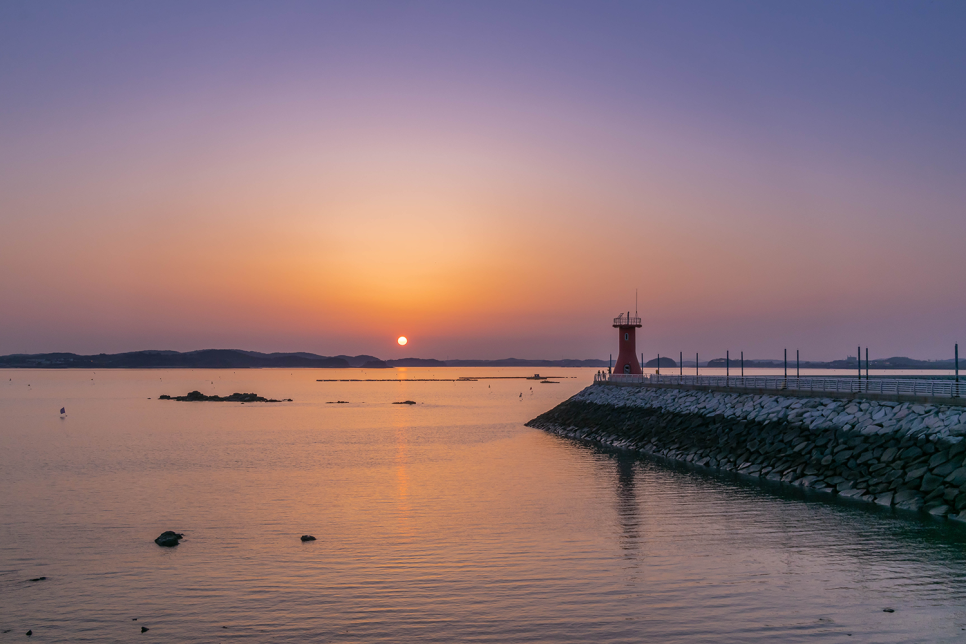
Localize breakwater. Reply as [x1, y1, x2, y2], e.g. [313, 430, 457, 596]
[527, 383, 966, 520]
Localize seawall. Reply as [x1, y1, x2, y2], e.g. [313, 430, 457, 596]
[527, 383, 966, 520]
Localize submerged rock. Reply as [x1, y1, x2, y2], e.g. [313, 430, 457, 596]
[300, 535, 317, 542]
[393, 400, 417, 405]
[154, 531, 184, 547]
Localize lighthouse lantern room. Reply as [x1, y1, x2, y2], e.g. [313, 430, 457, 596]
[613, 311, 642, 374]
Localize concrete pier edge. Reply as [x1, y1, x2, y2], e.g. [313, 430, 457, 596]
[528, 382, 966, 522]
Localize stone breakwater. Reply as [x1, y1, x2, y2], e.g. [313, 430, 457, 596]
[527, 384, 966, 520]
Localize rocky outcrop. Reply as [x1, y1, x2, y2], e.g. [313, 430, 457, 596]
[159, 391, 291, 402]
[154, 531, 184, 547]
[528, 384, 966, 520]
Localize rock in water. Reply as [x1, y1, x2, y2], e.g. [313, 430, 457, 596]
[300, 535, 317, 542]
[392, 400, 417, 405]
[141, 626, 149, 633]
[26, 630, 32, 637]
[154, 531, 184, 547]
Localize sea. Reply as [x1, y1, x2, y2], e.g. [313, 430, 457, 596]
[2, 367, 966, 643]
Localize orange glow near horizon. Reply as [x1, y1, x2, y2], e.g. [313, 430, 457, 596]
[2, 4, 965, 361]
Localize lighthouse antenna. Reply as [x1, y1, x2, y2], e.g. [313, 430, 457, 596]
[635, 288, 637, 317]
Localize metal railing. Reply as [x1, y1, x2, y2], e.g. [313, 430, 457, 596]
[613, 313, 642, 326]
[602, 372, 963, 399]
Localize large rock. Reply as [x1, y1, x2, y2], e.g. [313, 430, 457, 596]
[154, 531, 184, 547]
[896, 496, 925, 511]
[874, 492, 894, 506]
[932, 460, 958, 478]
[928, 450, 951, 469]
[901, 446, 923, 460]
[925, 502, 951, 516]
[945, 467, 966, 487]
[880, 447, 898, 463]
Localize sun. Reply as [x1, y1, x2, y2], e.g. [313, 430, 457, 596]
[397, 336, 408, 346]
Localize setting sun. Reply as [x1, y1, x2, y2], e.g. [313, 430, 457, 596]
[397, 336, 408, 346]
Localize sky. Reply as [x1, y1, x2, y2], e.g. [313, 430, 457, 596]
[1, 1, 964, 361]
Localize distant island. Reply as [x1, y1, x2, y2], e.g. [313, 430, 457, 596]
[0, 349, 957, 370]
[0, 349, 609, 369]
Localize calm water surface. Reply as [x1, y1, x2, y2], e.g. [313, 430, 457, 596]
[2, 368, 966, 642]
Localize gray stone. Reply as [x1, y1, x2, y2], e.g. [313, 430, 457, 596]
[874, 492, 894, 506]
[932, 460, 958, 478]
[928, 450, 951, 469]
[896, 496, 925, 511]
[834, 450, 853, 463]
[944, 467, 966, 487]
[905, 466, 928, 482]
[901, 446, 923, 460]
[925, 486, 945, 501]
[893, 489, 920, 504]
[919, 474, 943, 492]
[925, 503, 950, 516]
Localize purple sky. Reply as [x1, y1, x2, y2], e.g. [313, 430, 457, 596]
[1, 1, 964, 360]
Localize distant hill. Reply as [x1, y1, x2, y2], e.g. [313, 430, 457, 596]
[389, 358, 448, 367]
[3, 351, 951, 370]
[444, 358, 609, 367]
[0, 350, 350, 369]
[333, 354, 381, 367]
[697, 356, 960, 370]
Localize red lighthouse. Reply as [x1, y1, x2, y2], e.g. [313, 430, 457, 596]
[613, 311, 642, 374]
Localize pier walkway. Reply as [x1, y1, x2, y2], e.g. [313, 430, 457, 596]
[599, 372, 965, 406]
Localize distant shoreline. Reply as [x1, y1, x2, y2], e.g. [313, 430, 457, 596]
[0, 349, 958, 371]
[0, 349, 608, 370]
